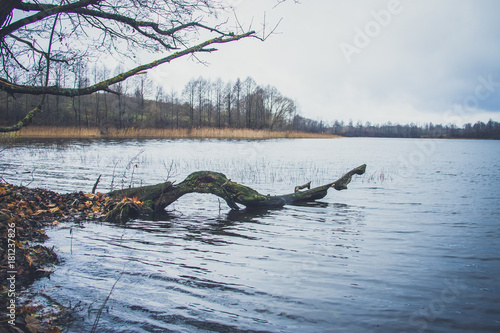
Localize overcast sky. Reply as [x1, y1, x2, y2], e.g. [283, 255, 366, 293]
[149, 0, 500, 126]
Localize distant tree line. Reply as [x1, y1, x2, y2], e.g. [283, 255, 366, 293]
[296, 118, 500, 139]
[1, 66, 499, 139]
[0, 66, 298, 132]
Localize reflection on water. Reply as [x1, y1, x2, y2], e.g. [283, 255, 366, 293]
[2, 138, 500, 332]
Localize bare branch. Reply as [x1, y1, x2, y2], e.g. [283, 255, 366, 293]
[1, 40, 30, 71]
[1, 1, 268, 132]
[1, 0, 102, 39]
[7, 34, 70, 64]
[0, 102, 43, 133]
[0, 30, 255, 97]
[261, 17, 283, 41]
[273, 0, 301, 9]
[0, 0, 21, 28]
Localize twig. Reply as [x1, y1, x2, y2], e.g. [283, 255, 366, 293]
[261, 17, 282, 41]
[90, 265, 125, 333]
[163, 159, 178, 182]
[92, 174, 101, 194]
[70, 227, 73, 255]
[129, 164, 137, 188]
[110, 160, 119, 191]
[90, 232, 129, 333]
[23, 167, 36, 187]
[122, 149, 144, 189]
[233, 10, 244, 34]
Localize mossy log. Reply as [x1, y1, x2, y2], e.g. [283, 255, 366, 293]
[105, 164, 366, 223]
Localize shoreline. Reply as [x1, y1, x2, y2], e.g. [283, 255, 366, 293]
[1, 182, 111, 332]
[2, 126, 340, 140]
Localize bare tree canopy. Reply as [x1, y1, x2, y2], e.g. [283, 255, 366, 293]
[0, 0, 260, 132]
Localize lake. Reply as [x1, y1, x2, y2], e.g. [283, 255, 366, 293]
[2, 137, 499, 332]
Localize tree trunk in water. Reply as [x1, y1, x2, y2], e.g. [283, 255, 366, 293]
[105, 164, 366, 223]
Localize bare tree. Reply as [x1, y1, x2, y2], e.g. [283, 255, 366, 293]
[0, 0, 259, 132]
[100, 65, 110, 127]
[183, 78, 197, 128]
[244, 77, 256, 128]
[133, 74, 151, 125]
[233, 78, 242, 128]
[269, 96, 295, 130]
[92, 64, 103, 127]
[264, 85, 279, 128]
[205, 79, 213, 127]
[154, 84, 163, 126]
[167, 88, 179, 128]
[224, 81, 233, 127]
[112, 64, 128, 129]
[196, 77, 205, 127]
[213, 78, 223, 128]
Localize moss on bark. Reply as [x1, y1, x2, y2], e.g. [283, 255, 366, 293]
[104, 164, 366, 222]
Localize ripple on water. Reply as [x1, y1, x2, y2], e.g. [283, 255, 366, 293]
[6, 138, 499, 332]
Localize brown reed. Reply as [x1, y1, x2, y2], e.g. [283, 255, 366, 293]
[4, 126, 340, 140]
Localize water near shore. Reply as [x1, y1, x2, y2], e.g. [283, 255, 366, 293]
[2, 138, 499, 332]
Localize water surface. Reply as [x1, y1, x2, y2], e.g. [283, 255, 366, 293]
[2, 138, 499, 332]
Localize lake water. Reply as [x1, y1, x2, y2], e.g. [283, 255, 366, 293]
[2, 138, 500, 332]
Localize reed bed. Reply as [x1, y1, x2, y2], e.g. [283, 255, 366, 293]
[6, 127, 340, 140]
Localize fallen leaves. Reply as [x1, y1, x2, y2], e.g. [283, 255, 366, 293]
[0, 182, 122, 332]
[0, 182, 141, 290]
[104, 196, 147, 224]
[0, 182, 111, 291]
[25, 314, 43, 333]
[13, 293, 66, 333]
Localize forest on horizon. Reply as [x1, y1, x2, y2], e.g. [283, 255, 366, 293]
[1, 71, 499, 140]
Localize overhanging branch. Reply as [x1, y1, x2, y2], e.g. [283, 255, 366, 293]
[0, 30, 255, 97]
[8, 2, 229, 44]
[7, 34, 70, 64]
[0, 103, 43, 133]
[1, 0, 102, 39]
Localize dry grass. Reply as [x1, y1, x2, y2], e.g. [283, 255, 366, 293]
[5, 126, 340, 140]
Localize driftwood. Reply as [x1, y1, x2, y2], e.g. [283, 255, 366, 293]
[105, 164, 366, 223]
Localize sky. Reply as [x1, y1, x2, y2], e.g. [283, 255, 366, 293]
[147, 0, 500, 126]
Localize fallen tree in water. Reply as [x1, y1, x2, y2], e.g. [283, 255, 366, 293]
[0, 164, 365, 328]
[105, 164, 366, 223]
[1, 164, 365, 276]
